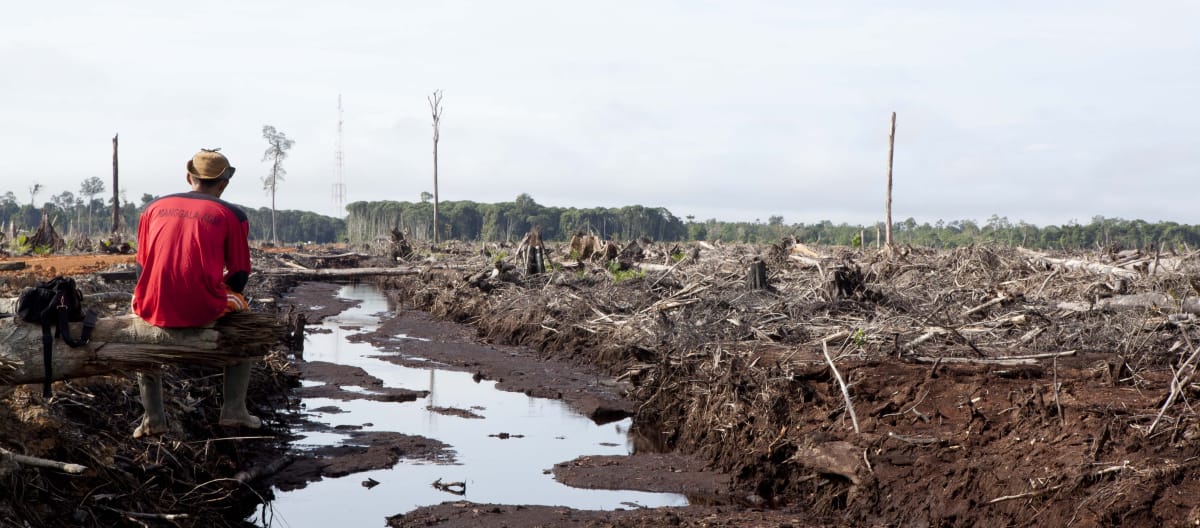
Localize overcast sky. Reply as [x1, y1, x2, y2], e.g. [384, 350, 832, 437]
[2, 1, 1197, 227]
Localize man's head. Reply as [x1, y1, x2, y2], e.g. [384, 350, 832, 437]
[186, 148, 236, 196]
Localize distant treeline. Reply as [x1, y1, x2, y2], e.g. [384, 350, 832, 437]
[5, 188, 1200, 250]
[346, 193, 687, 243]
[347, 194, 1200, 251]
[1, 191, 345, 245]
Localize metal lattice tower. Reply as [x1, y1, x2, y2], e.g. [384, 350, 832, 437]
[331, 94, 347, 213]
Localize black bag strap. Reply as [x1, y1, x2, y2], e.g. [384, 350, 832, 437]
[40, 319, 52, 398]
[41, 294, 98, 398]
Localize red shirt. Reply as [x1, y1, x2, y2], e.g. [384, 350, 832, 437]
[133, 192, 252, 327]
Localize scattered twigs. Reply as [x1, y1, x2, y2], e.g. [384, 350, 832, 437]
[1148, 344, 1200, 436]
[822, 339, 860, 434]
[0, 446, 87, 474]
[987, 461, 1132, 504]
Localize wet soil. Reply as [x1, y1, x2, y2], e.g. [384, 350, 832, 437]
[552, 453, 730, 497]
[269, 281, 729, 512]
[292, 361, 428, 402]
[267, 430, 451, 492]
[362, 309, 639, 424]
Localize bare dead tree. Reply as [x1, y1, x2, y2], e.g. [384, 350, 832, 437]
[428, 90, 443, 243]
[111, 133, 120, 234]
[262, 125, 295, 246]
[79, 176, 104, 236]
[28, 183, 43, 208]
[885, 112, 896, 248]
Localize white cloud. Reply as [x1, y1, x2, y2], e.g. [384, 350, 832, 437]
[1, 1, 1198, 227]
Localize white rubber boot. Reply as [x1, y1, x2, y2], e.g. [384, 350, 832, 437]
[133, 371, 168, 439]
[219, 361, 262, 428]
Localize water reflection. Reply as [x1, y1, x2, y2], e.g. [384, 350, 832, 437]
[261, 284, 686, 527]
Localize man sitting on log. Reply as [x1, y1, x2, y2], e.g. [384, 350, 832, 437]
[130, 148, 258, 438]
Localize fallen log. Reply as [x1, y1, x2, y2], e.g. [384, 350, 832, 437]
[1019, 248, 1140, 280]
[260, 264, 477, 279]
[0, 311, 284, 386]
[257, 266, 425, 278]
[1057, 293, 1200, 315]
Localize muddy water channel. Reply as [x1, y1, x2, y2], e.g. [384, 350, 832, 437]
[263, 284, 686, 526]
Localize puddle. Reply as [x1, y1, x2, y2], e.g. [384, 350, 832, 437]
[261, 284, 687, 526]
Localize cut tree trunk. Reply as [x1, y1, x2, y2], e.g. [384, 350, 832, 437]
[746, 258, 769, 290]
[0, 313, 281, 386]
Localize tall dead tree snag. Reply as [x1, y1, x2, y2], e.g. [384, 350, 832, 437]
[428, 90, 443, 244]
[885, 112, 896, 248]
[110, 133, 120, 234]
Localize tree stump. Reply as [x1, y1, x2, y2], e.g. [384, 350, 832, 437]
[517, 227, 547, 275]
[746, 258, 769, 290]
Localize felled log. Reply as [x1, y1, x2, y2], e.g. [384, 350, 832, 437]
[1057, 293, 1200, 315]
[285, 252, 372, 269]
[258, 266, 425, 278]
[1019, 248, 1140, 280]
[0, 311, 284, 386]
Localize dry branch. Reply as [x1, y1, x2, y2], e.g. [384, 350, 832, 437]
[822, 339, 860, 434]
[910, 350, 1076, 366]
[1148, 345, 1200, 435]
[0, 447, 86, 474]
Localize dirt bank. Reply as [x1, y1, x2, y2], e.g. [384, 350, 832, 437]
[379, 242, 1200, 527]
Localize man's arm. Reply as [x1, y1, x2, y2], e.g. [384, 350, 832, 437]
[224, 217, 252, 294]
[135, 208, 151, 282]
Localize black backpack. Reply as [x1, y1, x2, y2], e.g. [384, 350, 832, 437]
[16, 277, 98, 397]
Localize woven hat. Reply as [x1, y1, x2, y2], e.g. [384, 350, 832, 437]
[186, 148, 236, 180]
